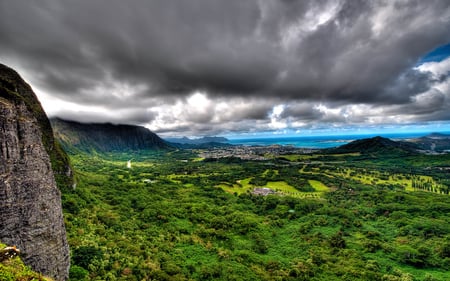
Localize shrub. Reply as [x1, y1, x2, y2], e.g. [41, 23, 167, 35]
[69, 265, 89, 280]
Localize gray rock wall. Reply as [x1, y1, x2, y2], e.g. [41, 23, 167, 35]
[0, 65, 69, 281]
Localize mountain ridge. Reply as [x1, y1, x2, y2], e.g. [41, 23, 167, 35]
[406, 133, 450, 152]
[50, 118, 171, 153]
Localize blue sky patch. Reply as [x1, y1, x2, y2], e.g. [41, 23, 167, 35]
[419, 42, 450, 63]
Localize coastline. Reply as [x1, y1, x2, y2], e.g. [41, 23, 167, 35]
[228, 132, 450, 149]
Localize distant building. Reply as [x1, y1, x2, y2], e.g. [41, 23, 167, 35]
[252, 187, 275, 196]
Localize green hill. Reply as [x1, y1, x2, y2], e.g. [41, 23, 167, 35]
[329, 136, 419, 155]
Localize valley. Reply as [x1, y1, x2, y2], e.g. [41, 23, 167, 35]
[2, 2, 450, 280]
[61, 143, 450, 281]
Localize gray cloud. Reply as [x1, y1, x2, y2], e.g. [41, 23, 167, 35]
[50, 107, 157, 125]
[1, 0, 450, 135]
[282, 103, 323, 121]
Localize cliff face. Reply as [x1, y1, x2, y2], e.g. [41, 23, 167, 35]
[51, 117, 170, 153]
[0, 64, 70, 281]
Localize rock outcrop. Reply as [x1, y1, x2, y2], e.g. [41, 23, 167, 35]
[0, 64, 70, 281]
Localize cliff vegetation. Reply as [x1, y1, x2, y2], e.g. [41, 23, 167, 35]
[0, 243, 53, 281]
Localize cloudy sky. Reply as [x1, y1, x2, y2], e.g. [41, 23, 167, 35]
[1, 0, 450, 138]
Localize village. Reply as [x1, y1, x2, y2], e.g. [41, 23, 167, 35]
[197, 144, 316, 160]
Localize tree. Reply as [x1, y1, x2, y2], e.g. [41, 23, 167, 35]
[329, 231, 346, 249]
[69, 265, 89, 281]
[72, 246, 103, 269]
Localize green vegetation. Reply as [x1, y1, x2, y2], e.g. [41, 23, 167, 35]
[308, 180, 329, 192]
[0, 243, 52, 281]
[62, 148, 450, 280]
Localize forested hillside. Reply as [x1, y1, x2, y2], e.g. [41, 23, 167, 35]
[51, 118, 170, 153]
[62, 148, 450, 280]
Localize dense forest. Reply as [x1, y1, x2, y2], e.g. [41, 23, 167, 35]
[61, 148, 450, 281]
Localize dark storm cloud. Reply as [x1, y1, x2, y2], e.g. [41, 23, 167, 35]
[384, 87, 449, 121]
[409, 90, 447, 115]
[281, 103, 323, 121]
[0, 0, 450, 134]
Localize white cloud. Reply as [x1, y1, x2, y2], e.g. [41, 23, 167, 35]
[269, 104, 287, 129]
[416, 57, 450, 78]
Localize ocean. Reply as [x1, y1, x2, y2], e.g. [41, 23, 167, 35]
[228, 132, 446, 149]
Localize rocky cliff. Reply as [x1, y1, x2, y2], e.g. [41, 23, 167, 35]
[0, 63, 70, 281]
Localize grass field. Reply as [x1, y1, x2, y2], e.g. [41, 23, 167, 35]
[217, 179, 328, 199]
[298, 164, 446, 194]
[280, 152, 361, 161]
[308, 180, 330, 192]
[265, 181, 298, 193]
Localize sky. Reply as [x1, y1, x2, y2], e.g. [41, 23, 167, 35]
[1, 0, 450, 138]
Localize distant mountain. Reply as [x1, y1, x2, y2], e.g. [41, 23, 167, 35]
[329, 136, 419, 155]
[425, 132, 450, 139]
[51, 118, 170, 153]
[165, 136, 229, 145]
[406, 133, 450, 152]
[169, 142, 234, 149]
